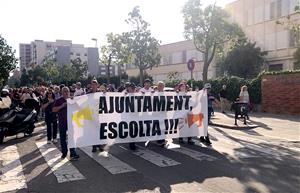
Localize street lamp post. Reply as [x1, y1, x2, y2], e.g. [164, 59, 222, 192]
[91, 38, 98, 48]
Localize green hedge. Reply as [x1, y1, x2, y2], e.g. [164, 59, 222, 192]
[167, 75, 262, 104]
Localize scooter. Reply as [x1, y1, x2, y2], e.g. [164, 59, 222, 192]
[0, 99, 38, 144]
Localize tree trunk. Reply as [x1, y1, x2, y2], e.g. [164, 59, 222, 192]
[139, 67, 144, 86]
[107, 55, 112, 84]
[203, 61, 209, 83]
[106, 64, 110, 84]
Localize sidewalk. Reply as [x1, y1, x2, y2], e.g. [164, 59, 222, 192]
[210, 111, 300, 141]
[211, 111, 299, 129]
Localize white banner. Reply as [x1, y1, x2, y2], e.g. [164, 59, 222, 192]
[67, 91, 208, 148]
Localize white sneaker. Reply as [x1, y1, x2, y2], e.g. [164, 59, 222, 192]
[100, 151, 109, 158]
[52, 139, 58, 143]
[47, 140, 52, 144]
[165, 142, 180, 149]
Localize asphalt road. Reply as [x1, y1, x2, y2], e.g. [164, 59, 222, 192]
[0, 120, 299, 193]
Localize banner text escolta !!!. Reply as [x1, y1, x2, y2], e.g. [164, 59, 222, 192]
[67, 91, 208, 148]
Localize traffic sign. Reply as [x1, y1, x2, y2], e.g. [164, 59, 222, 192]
[187, 59, 195, 71]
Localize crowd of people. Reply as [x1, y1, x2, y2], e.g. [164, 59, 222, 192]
[0, 78, 251, 161]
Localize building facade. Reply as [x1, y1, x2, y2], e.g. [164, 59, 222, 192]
[19, 40, 100, 76]
[225, 0, 300, 71]
[98, 65, 126, 77]
[126, 40, 217, 82]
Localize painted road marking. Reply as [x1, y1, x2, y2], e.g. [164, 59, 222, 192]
[36, 142, 85, 183]
[170, 146, 217, 161]
[0, 145, 27, 192]
[134, 145, 180, 167]
[80, 146, 136, 174]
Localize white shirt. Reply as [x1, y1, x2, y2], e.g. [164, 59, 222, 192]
[0, 96, 11, 109]
[74, 88, 85, 96]
[239, 91, 250, 103]
[139, 87, 154, 93]
[21, 93, 31, 103]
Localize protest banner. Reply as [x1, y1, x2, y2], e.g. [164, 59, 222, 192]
[67, 91, 208, 148]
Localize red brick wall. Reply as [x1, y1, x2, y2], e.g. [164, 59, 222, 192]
[261, 73, 300, 115]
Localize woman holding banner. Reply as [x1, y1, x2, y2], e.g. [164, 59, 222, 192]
[156, 81, 181, 149]
[177, 82, 195, 145]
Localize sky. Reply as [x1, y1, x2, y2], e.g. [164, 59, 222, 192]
[1, 0, 237, 61]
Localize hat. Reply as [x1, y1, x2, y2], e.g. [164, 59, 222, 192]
[204, 83, 211, 89]
[125, 82, 131, 87]
[129, 82, 136, 88]
[2, 89, 9, 93]
[144, 79, 152, 84]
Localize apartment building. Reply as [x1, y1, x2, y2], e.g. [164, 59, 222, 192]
[126, 40, 217, 82]
[225, 0, 300, 71]
[19, 40, 100, 76]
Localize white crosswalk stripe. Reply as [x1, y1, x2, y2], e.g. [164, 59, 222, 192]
[132, 145, 181, 167]
[170, 146, 217, 161]
[208, 132, 288, 158]
[36, 141, 85, 183]
[80, 146, 136, 174]
[0, 145, 27, 193]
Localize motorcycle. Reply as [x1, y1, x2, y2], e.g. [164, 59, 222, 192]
[0, 99, 38, 144]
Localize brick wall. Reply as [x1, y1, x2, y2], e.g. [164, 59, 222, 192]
[261, 73, 300, 115]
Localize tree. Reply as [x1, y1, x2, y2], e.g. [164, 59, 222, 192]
[222, 41, 267, 79]
[7, 76, 20, 88]
[71, 58, 88, 80]
[58, 64, 76, 85]
[43, 60, 60, 84]
[100, 33, 130, 84]
[0, 35, 17, 87]
[182, 0, 244, 82]
[123, 6, 161, 85]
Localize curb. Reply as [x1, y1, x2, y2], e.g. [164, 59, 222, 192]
[210, 122, 259, 129]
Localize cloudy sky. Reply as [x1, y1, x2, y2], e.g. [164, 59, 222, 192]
[1, 0, 237, 59]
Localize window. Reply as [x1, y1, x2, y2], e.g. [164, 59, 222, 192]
[247, 9, 253, 25]
[70, 52, 73, 55]
[269, 64, 283, 71]
[289, 30, 296, 47]
[277, 30, 288, 49]
[168, 54, 173, 64]
[254, 6, 263, 23]
[162, 54, 170, 64]
[277, 0, 282, 17]
[172, 52, 183, 64]
[84, 53, 87, 56]
[266, 33, 276, 50]
[270, 1, 276, 19]
[182, 50, 187, 63]
[76, 53, 80, 56]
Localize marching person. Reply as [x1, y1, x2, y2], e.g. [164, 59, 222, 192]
[140, 79, 154, 93]
[53, 86, 61, 100]
[87, 79, 102, 152]
[74, 82, 85, 97]
[177, 83, 195, 145]
[42, 90, 58, 144]
[125, 82, 138, 150]
[156, 81, 180, 149]
[199, 83, 215, 145]
[53, 87, 79, 160]
[239, 85, 250, 119]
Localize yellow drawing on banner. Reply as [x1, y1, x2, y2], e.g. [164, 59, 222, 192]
[72, 106, 94, 128]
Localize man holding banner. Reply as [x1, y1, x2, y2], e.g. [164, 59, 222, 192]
[53, 87, 79, 160]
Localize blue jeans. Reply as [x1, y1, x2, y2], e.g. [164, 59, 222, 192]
[59, 126, 77, 156]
